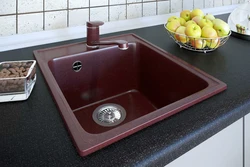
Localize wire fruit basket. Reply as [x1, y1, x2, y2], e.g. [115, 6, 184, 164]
[164, 23, 231, 53]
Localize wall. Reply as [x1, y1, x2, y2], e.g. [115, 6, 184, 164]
[0, 0, 246, 36]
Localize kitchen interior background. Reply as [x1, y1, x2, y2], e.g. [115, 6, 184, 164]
[0, 0, 246, 36]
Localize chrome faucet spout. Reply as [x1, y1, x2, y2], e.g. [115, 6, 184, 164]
[86, 21, 129, 50]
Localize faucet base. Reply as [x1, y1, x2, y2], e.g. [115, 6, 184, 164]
[86, 44, 99, 49]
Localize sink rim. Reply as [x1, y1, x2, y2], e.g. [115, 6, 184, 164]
[34, 33, 227, 156]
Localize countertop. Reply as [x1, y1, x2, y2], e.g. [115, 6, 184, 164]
[1, 14, 250, 167]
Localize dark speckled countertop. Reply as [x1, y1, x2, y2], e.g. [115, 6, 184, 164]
[1, 14, 250, 167]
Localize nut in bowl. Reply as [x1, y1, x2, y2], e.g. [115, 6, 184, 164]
[0, 60, 36, 102]
[165, 9, 231, 53]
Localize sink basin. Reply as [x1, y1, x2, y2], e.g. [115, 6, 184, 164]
[34, 34, 226, 156]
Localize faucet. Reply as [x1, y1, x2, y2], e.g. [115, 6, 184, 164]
[86, 21, 129, 50]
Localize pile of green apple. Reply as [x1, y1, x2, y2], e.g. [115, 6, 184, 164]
[165, 9, 230, 49]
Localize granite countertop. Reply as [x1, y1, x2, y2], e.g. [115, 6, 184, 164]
[1, 14, 250, 167]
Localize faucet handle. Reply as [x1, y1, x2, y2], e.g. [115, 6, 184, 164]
[87, 21, 104, 28]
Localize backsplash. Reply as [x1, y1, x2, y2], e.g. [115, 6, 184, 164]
[0, 0, 246, 36]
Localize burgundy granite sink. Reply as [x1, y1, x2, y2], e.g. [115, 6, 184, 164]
[34, 34, 226, 156]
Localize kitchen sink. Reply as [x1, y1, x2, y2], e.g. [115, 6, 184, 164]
[34, 34, 226, 156]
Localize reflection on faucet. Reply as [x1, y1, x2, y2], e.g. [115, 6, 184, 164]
[86, 21, 129, 50]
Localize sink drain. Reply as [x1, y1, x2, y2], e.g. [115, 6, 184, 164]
[92, 103, 126, 127]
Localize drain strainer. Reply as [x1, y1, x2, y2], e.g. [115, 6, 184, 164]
[72, 61, 82, 72]
[92, 103, 126, 127]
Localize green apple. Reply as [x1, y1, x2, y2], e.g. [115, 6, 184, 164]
[206, 38, 220, 49]
[190, 9, 204, 19]
[213, 19, 230, 37]
[192, 15, 203, 24]
[190, 39, 206, 49]
[166, 20, 181, 32]
[180, 10, 191, 21]
[167, 16, 179, 22]
[184, 20, 197, 27]
[201, 26, 218, 39]
[175, 26, 189, 43]
[185, 24, 202, 39]
[179, 17, 186, 26]
[204, 14, 215, 21]
[212, 18, 224, 25]
[201, 26, 219, 49]
[198, 19, 213, 28]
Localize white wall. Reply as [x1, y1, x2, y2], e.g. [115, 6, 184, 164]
[0, 0, 246, 36]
